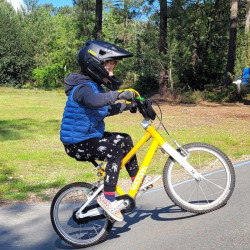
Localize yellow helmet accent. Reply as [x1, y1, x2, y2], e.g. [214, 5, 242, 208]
[88, 49, 97, 56]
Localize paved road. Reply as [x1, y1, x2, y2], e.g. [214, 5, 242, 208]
[0, 161, 250, 250]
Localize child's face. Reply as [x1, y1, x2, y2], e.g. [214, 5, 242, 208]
[103, 60, 117, 77]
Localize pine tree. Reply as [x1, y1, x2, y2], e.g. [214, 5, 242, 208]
[224, 0, 239, 86]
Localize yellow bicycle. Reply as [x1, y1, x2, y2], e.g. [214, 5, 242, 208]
[50, 89, 235, 248]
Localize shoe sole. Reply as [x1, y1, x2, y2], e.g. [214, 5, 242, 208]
[140, 175, 162, 190]
[97, 199, 124, 222]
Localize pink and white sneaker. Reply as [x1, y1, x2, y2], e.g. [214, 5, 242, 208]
[97, 193, 123, 222]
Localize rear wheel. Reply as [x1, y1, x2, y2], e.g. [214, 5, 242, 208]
[50, 182, 113, 248]
[163, 143, 235, 214]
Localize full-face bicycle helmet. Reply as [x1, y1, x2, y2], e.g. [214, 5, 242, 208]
[78, 40, 133, 91]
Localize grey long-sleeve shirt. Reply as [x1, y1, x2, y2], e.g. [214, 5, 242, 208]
[64, 73, 126, 116]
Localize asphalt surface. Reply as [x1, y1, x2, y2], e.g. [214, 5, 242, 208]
[0, 161, 250, 250]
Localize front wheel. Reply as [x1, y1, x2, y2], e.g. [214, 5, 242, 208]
[50, 182, 113, 248]
[163, 143, 235, 214]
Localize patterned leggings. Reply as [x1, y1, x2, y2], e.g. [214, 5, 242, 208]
[64, 132, 139, 193]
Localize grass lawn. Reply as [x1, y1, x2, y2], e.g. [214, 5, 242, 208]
[0, 87, 249, 202]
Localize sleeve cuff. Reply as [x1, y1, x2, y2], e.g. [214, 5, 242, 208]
[120, 102, 126, 112]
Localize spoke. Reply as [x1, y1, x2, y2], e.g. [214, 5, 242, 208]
[198, 183, 209, 204]
[187, 183, 198, 203]
[205, 190, 224, 198]
[199, 152, 201, 173]
[92, 222, 103, 230]
[196, 182, 199, 204]
[68, 219, 75, 226]
[207, 177, 227, 180]
[203, 178, 218, 197]
[73, 198, 76, 211]
[87, 228, 90, 239]
[82, 223, 88, 240]
[93, 225, 98, 236]
[206, 158, 220, 171]
[203, 177, 226, 190]
[203, 178, 224, 197]
[175, 180, 196, 199]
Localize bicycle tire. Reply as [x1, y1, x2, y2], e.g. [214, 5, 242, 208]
[50, 182, 113, 248]
[163, 143, 235, 214]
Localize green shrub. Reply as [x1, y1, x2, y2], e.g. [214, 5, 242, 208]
[133, 74, 159, 97]
[202, 90, 222, 102]
[203, 85, 242, 103]
[32, 63, 64, 89]
[180, 91, 202, 104]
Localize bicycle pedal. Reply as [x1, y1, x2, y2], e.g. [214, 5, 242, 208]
[136, 185, 153, 199]
[141, 184, 153, 192]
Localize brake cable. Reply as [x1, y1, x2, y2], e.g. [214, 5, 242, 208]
[151, 100, 189, 155]
[151, 100, 172, 137]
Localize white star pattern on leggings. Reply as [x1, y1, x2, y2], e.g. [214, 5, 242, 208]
[105, 175, 110, 183]
[111, 163, 118, 172]
[113, 139, 121, 144]
[75, 153, 81, 159]
[97, 146, 107, 152]
[116, 135, 124, 139]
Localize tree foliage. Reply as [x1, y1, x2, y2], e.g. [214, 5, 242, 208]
[0, 0, 249, 96]
[0, 0, 34, 87]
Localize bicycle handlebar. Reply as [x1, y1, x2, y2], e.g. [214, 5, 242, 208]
[120, 88, 156, 121]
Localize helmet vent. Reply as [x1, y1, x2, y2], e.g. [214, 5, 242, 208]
[99, 50, 106, 56]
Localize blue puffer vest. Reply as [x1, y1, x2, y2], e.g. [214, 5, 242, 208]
[60, 82, 108, 144]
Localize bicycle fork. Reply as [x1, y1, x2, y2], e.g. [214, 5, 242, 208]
[143, 121, 202, 181]
[75, 183, 104, 219]
[161, 142, 202, 181]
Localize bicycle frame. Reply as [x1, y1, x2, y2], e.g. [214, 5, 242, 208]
[75, 119, 204, 219]
[53, 89, 235, 246]
[99, 119, 203, 199]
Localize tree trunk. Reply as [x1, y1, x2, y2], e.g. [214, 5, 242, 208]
[224, 0, 238, 86]
[245, 0, 250, 33]
[245, 0, 250, 63]
[159, 0, 168, 96]
[159, 70, 168, 95]
[95, 0, 102, 40]
[169, 55, 174, 92]
[159, 0, 167, 54]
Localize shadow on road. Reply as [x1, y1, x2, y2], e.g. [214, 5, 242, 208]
[107, 204, 199, 241]
[51, 204, 199, 249]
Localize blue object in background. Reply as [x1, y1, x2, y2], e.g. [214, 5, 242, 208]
[242, 68, 250, 84]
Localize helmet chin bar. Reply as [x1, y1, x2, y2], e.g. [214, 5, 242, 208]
[86, 67, 122, 91]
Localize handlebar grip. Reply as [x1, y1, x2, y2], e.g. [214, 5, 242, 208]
[118, 88, 142, 100]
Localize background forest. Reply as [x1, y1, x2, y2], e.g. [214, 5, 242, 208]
[0, 0, 250, 202]
[0, 0, 250, 102]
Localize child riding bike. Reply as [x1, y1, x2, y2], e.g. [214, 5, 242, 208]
[60, 40, 160, 222]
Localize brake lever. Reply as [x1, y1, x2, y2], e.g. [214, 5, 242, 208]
[130, 101, 137, 113]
